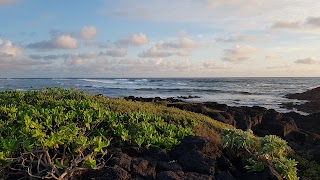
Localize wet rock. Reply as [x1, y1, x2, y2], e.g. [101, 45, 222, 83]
[285, 86, 320, 113]
[177, 95, 200, 99]
[286, 86, 320, 101]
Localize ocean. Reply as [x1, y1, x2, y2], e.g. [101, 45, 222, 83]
[0, 77, 319, 113]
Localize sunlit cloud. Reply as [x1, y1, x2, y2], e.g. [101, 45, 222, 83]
[138, 47, 173, 58]
[0, 39, 22, 57]
[105, 49, 127, 57]
[216, 34, 260, 43]
[158, 32, 205, 49]
[265, 55, 284, 61]
[27, 35, 78, 50]
[271, 16, 320, 31]
[222, 45, 258, 63]
[79, 26, 97, 40]
[294, 57, 319, 64]
[116, 33, 149, 47]
[203, 61, 227, 69]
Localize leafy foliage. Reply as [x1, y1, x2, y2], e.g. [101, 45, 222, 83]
[222, 129, 299, 180]
[0, 87, 194, 179]
[291, 151, 320, 180]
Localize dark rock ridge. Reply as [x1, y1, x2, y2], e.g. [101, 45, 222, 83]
[80, 136, 281, 180]
[283, 86, 320, 113]
[286, 86, 320, 101]
[125, 96, 320, 164]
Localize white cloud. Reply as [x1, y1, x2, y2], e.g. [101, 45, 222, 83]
[29, 52, 98, 61]
[106, 49, 127, 57]
[0, 39, 46, 73]
[305, 17, 320, 28]
[265, 55, 283, 61]
[205, 0, 262, 11]
[203, 61, 227, 69]
[271, 16, 320, 31]
[105, 0, 320, 32]
[79, 26, 97, 40]
[271, 21, 301, 30]
[28, 35, 78, 50]
[116, 33, 149, 47]
[216, 34, 259, 43]
[54, 35, 78, 49]
[0, 39, 22, 57]
[138, 47, 173, 58]
[176, 50, 192, 56]
[157, 36, 201, 49]
[29, 54, 67, 60]
[138, 33, 202, 58]
[294, 57, 319, 64]
[222, 45, 258, 63]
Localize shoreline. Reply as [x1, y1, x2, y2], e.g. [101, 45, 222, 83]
[282, 86, 320, 114]
[1, 77, 318, 114]
[124, 89, 320, 162]
[1, 87, 320, 179]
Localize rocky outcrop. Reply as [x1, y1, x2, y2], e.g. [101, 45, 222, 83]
[286, 86, 320, 101]
[167, 102, 299, 138]
[126, 95, 320, 165]
[283, 86, 320, 113]
[80, 136, 281, 180]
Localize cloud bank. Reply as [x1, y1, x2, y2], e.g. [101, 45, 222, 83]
[222, 45, 258, 63]
[294, 57, 318, 64]
[27, 35, 78, 50]
[79, 26, 97, 40]
[271, 16, 320, 31]
[116, 33, 149, 47]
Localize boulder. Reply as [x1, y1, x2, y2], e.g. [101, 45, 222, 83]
[131, 157, 157, 179]
[170, 136, 221, 175]
[80, 165, 130, 180]
[156, 171, 182, 180]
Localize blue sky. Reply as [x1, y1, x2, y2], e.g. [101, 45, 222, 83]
[0, 0, 320, 78]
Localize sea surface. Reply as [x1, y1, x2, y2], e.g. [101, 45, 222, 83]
[0, 77, 319, 114]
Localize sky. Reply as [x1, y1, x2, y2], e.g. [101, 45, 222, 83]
[0, 0, 320, 78]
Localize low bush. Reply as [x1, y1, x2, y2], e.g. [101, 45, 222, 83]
[222, 129, 298, 180]
[0, 87, 194, 179]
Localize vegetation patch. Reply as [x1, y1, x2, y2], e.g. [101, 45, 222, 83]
[0, 87, 196, 179]
[0, 87, 304, 179]
[222, 129, 298, 180]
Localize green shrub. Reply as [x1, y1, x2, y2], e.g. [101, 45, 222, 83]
[222, 129, 299, 180]
[0, 87, 193, 179]
[291, 152, 320, 180]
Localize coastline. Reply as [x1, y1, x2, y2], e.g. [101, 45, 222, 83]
[1, 85, 320, 179]
[125, 89, 320, 162]
[1, 77, 319, 114]
[282, 86, 320, 114]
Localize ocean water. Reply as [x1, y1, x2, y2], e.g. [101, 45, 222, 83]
[0, 77, 319, 113]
